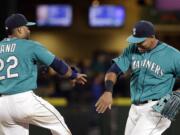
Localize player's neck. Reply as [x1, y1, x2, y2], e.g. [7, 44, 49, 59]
[150, 39, 158, 50]
[8, 34, 27, 40]
[8, 35, 18, 39]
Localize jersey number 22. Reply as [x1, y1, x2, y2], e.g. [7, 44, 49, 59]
[0, 56, 18, 80]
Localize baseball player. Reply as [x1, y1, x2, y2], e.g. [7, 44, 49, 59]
[0, 13, 87, 135]
[95, 20, 180, 135]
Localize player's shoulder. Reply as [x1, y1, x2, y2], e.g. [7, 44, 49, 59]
[0, 38, 43, 49]
[161, 42, 179, 54]
[16, 39, 44, 48]
[20, 39, 41, 45]
[123, 43, 137, 53]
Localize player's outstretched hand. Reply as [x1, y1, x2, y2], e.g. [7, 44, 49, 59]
[71, 73, 87, 86]
[95, 92, 113, 113]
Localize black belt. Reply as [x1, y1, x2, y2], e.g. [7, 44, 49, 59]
[133, 99, 159, 105]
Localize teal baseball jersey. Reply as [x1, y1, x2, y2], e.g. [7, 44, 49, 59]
[0, 38, 55, 94]
[113, 42, 180, 103]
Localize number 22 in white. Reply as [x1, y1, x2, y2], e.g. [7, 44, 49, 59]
[0, 56, 19, 80]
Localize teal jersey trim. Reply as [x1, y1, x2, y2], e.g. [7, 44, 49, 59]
[113, 42, 180, 103]
[0, 38, 55, 94]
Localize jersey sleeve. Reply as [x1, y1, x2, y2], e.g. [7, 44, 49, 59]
[112, 45, 132, 73]
[32, 42, 55, 66]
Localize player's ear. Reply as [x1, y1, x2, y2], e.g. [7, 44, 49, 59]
[149, 35, 154, 40]
[151, 36, 156, 44]
[16, 27, 23, 34]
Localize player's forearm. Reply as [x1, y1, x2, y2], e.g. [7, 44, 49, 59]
[105, 72, 117, 84]
[64, 66, 78, 79]
[50, 57, 77, 79]
[104, 72, 117, 92]
[104, 63, 122, 92]
[63, 66, 72, 78]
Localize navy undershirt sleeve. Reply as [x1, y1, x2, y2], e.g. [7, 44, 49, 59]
[50, 57, 69, 75]
[107, 63, 122, 74]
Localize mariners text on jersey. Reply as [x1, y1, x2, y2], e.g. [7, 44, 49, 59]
[0, 43, 16, 53]
[132, 59, 164, 76]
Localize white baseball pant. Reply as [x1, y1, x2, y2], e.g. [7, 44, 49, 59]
[0, 91, 71, 135]
[124, 101, 171, 135]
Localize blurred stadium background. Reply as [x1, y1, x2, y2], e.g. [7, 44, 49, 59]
[0, 0, 180, 135]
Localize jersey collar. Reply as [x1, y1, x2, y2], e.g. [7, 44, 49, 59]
[149, 41, 166, 53]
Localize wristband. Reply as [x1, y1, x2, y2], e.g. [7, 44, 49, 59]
[105, 80, 114, 92]
[68, 67, 78, 80]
